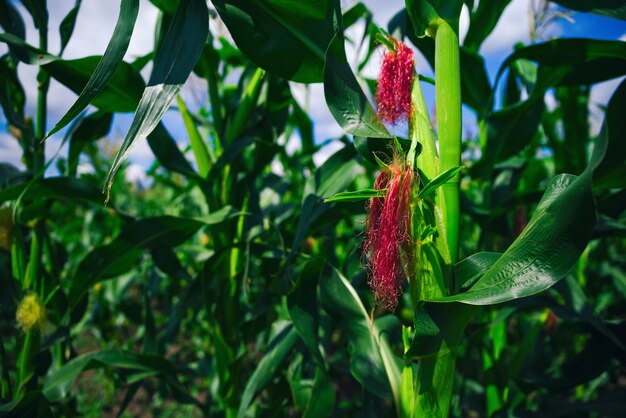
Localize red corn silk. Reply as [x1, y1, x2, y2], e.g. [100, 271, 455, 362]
[375, 39, 415, 125]
[364, 162, 414, 311]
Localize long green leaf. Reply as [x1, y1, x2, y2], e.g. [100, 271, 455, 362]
[551, 0, 626, 21]
[177, 95, 212, 176]
[0, 54, 27, 128]
[418, 166, 464, 199]
[104, 0, 208, 195]
[320, 267, 402, 409]
[0, 177, 102, 204]
[405, 0, 463, 37]
[213, 0, 339, 83]
[147, 122, 200, 178]
[433, 72, 626, 305]
[453, 252, 501, 292]
[59, 0, 83, 55]
[0, 32, 56, 64]
[496, 39, 626, 98]
[43, 349, 192, 403]
[287, 259, 325, 368]
[45, 0, 139, 138]
[594, 78, 626, 189]
[432, 173, 595, 305]
[68, 207, 239, 308]
[324, 188, 386, 203]
[43, 56, 145, 113]
[463, 0, 512, 51]
[431, 91, 616, 304]
[238, 324, 299, 418]
[66, 111, 113, 176]
[323, 33, 391, 139]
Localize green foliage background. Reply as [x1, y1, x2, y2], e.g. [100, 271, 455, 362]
[0, 0, 625, 417]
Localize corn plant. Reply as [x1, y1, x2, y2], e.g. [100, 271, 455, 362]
[1, 0, 625, 417]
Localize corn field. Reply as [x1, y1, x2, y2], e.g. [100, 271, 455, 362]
[0, 0, 625, 417]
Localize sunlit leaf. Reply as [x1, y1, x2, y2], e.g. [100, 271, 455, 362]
[104, 0, 208, 195]
[45, 0, 139, 138]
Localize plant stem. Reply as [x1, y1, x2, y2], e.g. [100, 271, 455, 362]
[177, 95, 213, 177]
[413, 350, 457, 418]
[434, 21, 462, 264]
[410, 76, 438, 181]
[34, 28, 50, 175]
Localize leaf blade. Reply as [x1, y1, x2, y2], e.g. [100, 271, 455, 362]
[45, 0, 139, 138]
[104, 0, 208, 195]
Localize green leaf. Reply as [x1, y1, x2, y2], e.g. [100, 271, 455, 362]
[437, 56, 621, 304]
[0, 391, 53, 417]
[0, 54, 26, 128]
[238, 325, 299, 418]
[45, 0, 139, 138]
[43, 56, 145, 113]
[58, 0, 83, 55]
[0, 33, 57, 65]
[149, 0, 179, 13]
[324, 33, 391, 139]
[453, 252, 501, 292]
[291, 146, 361, 257]
[551, 0, 626, 21]
[459, 48, 492, 116]
[387, 16, 491, 115]
[432, 173, 595, 305]
[68, 207, 239, 308]
[303, 367, 335, 418]
[147, 123, 199, 178]
[66, 111, 113, 176]
[305, 144, 362, 200]
[21, 0, 48, 31]
[593, 78, 626, 189]
[324, 188, 386, 203]
[404, 303, 474, 360]
[0, 0, 26, 40]
[43, 349, 192, 403]
[288, 259, 325, 368]
[405, 0, 463, 37]
[463, 0, 512, 51]
[104, 0, 208, 195]
[481, 98, 544, 167]
[418, 166, 464, 199]
[319, 267, 402, 406]
[177, 95, 212, 176]
[213, 0, 339, 83]
[353, 136, 414, 166]
[0, 177, 102, 204]
[496, 39, 626, 98]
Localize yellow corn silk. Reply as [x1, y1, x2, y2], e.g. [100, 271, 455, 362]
[0, 207, 14, 251]
[16, 294, 46, 332]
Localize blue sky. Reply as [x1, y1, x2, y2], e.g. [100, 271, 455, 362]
[0, 0, 624, 183]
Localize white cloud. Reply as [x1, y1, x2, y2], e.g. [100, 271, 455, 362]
[360, 0, 403, 29]
[270, 158, 285, 176]
[0, 0, 160, 177]
[313, 140, 345, 166]
[589, 76, 625, 135]
[76, 161, 95, 175]
[62, 0, 158, 61]
[0, 133, 24, 168]
[459, 4, 470, 44]
[481, 0, 531, 54]
[125, 162, 149, 185]
[290, 82, 344, 142]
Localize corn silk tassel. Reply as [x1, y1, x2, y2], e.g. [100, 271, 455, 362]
[364, 37, 417, 311]
[375, 39, 414, 125]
